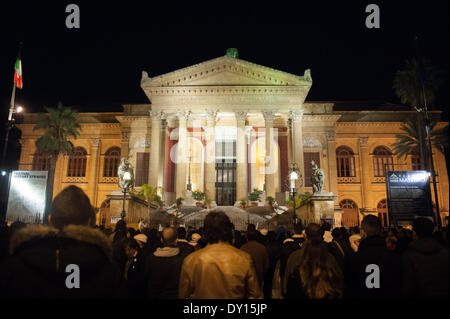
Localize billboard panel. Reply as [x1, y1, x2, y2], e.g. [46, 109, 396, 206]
[386, 170, 433, 225]
[6, 171, 48, 223]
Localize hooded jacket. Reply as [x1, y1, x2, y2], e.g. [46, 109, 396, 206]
[346, 235, 402, 298]
[402, 237, 449, 298]
[0, 224, 122, 299]
[178, 242, 263, 299]
[145, 246, 184, 299]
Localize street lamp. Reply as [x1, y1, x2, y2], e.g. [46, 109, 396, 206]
[120, 171, 132, 220]
[2, 105, 24, 170]
[290, 165, 299, 228]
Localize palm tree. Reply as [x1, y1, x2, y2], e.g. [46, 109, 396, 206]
[393, 58, 440, 107]
[393, 57, 442, 169]
[392, 119, 448, 167]
[34, 102, 81, 223]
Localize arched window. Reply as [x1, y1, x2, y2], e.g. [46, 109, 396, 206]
[373, 146, 394, 177]
[67, 147, 87, 177]
[336, 146, 356, 177]
[32, 154, 51, 171]
[340, 199, 359, 228]
[103, 147, 121, 177]
[377, 199, 389, 227]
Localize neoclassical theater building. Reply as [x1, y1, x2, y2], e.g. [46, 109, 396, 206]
[17, 53, 449, 227]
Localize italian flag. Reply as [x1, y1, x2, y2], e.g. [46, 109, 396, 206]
[14, 58, 23, 89]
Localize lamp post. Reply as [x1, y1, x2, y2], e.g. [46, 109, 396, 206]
[289, 165, 299, 228]
[120, 171, 132, 220]
[1, 105, 23, 170]
[187, 155, 192, 192]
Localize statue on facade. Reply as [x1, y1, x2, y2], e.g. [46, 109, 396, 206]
[118, 158, 134, 190]
[310, 160, 324, 193]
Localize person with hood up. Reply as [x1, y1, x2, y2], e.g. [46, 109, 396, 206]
[145, 227, 186, 298]
[402, 217, 449, 298]
[0, 186, 122, 298]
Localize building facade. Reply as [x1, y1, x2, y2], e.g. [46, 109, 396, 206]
[17, 55, 449, 227]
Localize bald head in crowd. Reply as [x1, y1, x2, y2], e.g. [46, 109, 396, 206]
[161, 227, 178, 246]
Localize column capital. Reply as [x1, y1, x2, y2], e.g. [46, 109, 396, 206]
[326, 130, 336, 142]
[91, 138, 101, 148]
[149, 110, 166, 121]
[177, 110, 191, 121]
[121, 131, 130, 141]
[206, 110, 218, 122]
[234, 110, 248, 122]
[359, 136, 369, 148]
[262, 110, 276, 122]
[290, 109, 304, 121]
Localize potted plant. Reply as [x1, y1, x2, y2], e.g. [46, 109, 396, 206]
[248, 189, 263, 207]
[239, 199, 247, 209]
[205, 199, 212, 209]
[192, 191, 205, 207]
[176, 197, 184, 209]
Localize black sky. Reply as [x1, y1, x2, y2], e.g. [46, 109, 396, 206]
[0, 1, 448, 119]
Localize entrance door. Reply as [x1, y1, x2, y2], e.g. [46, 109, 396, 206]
[340, 199, 359, 228]
[377, 199, 389, 227]
[215, 160, 236, 205]
[215, 140, 236, 206]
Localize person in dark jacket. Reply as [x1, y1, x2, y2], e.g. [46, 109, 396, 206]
[145, 227, 185, 298]
[176, 227, 195, 257]
[402, 217, 449, 298]
[328, 227, 353, 272]
[0, 185, 122, 298]
[279, 222, 305, 296]
[262, 230, 281, 299]
[240, 229, 270, 287]
[123, 237, 147, 298]
[346, 215, 402, 299]
[111, 219, 129, 270]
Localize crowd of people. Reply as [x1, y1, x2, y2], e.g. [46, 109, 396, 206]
[0, 185, 448, 299]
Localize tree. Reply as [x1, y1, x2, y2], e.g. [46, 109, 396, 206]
[392, 119, 448, 166]
[393, 57, 442, 170]
[34, 102, 81, 223]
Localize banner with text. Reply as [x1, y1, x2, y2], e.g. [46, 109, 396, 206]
[6, 171, 48, 223]
[386, 170, 433, 225]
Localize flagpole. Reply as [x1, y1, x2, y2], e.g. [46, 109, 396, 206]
[1, 42, 22, 169]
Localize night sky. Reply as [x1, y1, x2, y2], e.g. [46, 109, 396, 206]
[0, 1, 448, 119]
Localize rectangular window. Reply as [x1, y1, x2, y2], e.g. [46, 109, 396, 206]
[304, 152, 320, 187]
[135, 152, 149, 186]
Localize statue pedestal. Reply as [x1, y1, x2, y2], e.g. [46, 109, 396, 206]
[297, 192, 339, 227]
[183, 191, 195, 206]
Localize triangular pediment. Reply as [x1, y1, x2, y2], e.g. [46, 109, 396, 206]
[141, 55, 312, 88]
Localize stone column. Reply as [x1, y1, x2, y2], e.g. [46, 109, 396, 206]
[176, 110, 190, 199]
[205, 110, 217, 205]
[263, 110, 276, 199]
[148, 111, 164, 188]
[326, 131, 338, 198]
[158, 120, 167, 189]
[359, 137, 370, 208]
[88, 138, 101, 207]
[235, 111, 248, 204]
[290, 110, 304, 193]
[164, 118, 177, 205]
[120, 130, 130, 159]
